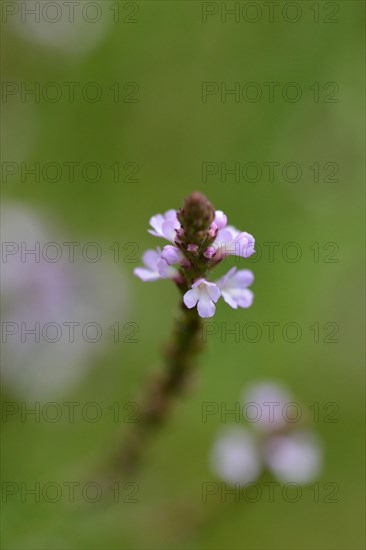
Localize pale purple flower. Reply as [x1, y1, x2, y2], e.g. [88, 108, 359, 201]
[263, 431, 323, 483]
[216, 267, 254, 309]
[210, 427, 261, 485]
[1, 203, 127, 400]
[210, 378, 323, 487]
[183, 278, 220, 318]
[134, 248, 178, 281]
[205, 225, 255, 260]
[161, 245, 184, 265]
[241, 381, 293, 432]
[148, 209, 180, 243]
[214, 210, 228, 229]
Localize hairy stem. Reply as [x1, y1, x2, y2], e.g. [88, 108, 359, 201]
[111, 300, 203, 475]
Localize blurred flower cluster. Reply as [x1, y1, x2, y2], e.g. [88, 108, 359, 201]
[210, 381, 323, 485]
[8, 0, 111, 55]
[1, 203, 127, 401]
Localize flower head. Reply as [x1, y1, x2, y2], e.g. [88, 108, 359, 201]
[183, 278, 220, 318]
[135, 193, 256, 319]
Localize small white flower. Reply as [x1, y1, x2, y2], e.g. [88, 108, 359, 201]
[264, 431, 323, 483]
[183, 278, 220, 318]
[216, 267, 254, 309]
[148, 209, 180, 242]
[210, 427, 261, 486]
[134, 248, 178, 281]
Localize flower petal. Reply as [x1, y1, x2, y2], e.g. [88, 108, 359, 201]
[161, 245, 183, 265]
[164, 209, 178, 221]
[236, 289, 254, 308]
[142, 248, 161, 270]
[214, 210, 227, 229]
[217, 228, 234, 246]
[225, 225, 240, 239]
[157, 259, 178, 279]
[216, 267, 237, 289]
[233, 232, 255, 258]
[197, 296, 216, 318]
[148, 214, 164, 236]
[207, 284, 221, 302]
[221, 291, 239, 309]
[232, 269, 254, 287]
[133, 267, 160, 282]
[183, 288, 199, 309]
[162, 220, 178, 242]
[148, 210, 180, 241]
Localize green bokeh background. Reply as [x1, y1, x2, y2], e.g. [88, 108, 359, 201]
[1, 1, 364, 549]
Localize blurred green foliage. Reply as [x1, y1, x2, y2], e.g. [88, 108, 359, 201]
[1, 1, 364, 549]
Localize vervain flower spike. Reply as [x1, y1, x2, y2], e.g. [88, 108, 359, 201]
[113, 192, 255, 475]
[134, 192, 256, 317]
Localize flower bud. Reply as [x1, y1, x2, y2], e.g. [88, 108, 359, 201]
[177, 192, 216, 249]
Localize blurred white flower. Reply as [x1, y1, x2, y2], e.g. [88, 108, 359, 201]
[210, 380, 324, 487]
[8, 0, 111, 55]
[210, 427, 261, 485]
[263, 431, 323, 483]
[1, 203, 128, 400]
[241, 380, 294, 433]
